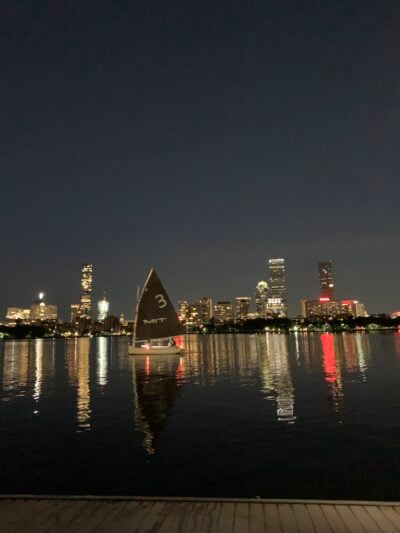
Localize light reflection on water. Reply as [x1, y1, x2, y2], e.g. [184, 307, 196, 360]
[1, 332, 400, 498]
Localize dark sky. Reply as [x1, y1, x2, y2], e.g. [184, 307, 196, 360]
[1, 0, 399, 319]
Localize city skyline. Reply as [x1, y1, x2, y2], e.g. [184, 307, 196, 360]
[0, 1, 398, 317]
[1, 255, 394, 321]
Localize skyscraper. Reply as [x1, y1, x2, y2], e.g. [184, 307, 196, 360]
[30, 292, 58, 321]
[319, 260, 334, 299]
[192, 297, 213, 326]
[255, 281, 269, 318]
[97, 293, 109, 321]
[214, 301, 234, 324]
[235, 297, 251, 322]
[178, 300, 190, 322]
[268, 258, 287, 316]
[80, 263, 93, 319]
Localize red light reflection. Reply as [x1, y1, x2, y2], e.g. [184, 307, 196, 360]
[321, 333, 336, 383]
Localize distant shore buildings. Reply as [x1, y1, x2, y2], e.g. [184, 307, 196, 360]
[1, 256, 384, 334]
[6, 292, 57, 325]
[300, 260, 367, 319]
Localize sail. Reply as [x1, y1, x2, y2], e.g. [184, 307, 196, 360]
[134, 269, 186, 341]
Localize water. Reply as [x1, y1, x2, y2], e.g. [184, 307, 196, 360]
[1, 333, 400, 499]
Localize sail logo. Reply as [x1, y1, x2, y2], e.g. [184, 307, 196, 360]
[143, 317, 167, 324]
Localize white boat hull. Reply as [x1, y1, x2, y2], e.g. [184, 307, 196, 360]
[128, 345, 184, 355]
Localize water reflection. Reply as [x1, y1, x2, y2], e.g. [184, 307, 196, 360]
[96, 337, 108, 387]
[265, 334, 296, 423]
[2, 341, 29, 398]
[132, 354, 183, 455]
[320, 333, 343, 412]
[66, 338, 91, 432]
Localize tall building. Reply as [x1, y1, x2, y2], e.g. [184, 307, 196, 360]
[191, 297, 213, 326]
[97, 293, 109, 321]
[70, 304, 80, 323]
[235, 297, 251, 322]
[255, 281, 269, 318]
[80, 263, 93, 319]
[178, 300, 190, 322]
[30, 293, 58, 321]
[214, 301, 234, 324]
[319, 260, 334, 299]
[268, 258, 287, 316]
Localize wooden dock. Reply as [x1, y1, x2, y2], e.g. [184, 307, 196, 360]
[1, 495, 400, 532]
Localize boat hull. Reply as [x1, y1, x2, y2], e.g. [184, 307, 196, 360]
[128, 345, 184, 355]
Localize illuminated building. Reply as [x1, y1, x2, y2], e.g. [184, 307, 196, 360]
[319, 260, 334, 299]
[80, 263, 93, 319]
[235, 297, 251, 322]
[30, 293, 58, 321]
[190, 297, 213, 326]
[255, 281, 269, 318]
[214, 301, 234, 324]
[6, 307, 31, 324]
[303, 298, 367, 318]
[70, 304, 80, 323]
[268, 258, 287, 316]
[266, 297, 286, 317]
[300, 299, 307, 318]
[97, 293, 109, 321]
[391, 311, 400, 319]
[104, 315, 121, 333]
[178, 300, 190, 322]
[119, 312, 127, 326]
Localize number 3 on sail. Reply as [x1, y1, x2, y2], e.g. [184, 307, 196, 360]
[129, 269, 185, 355]
[155, 294, 167, 308]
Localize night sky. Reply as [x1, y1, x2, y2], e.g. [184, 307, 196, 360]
[1, 0, 399, 319]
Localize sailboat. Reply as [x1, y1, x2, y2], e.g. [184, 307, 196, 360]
[128, 269, 185, 355]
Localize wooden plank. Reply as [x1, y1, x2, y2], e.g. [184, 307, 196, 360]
[381, 507, 400, 529]
[31, 499, 79, 531]
[320, 505, 350, 532]
[201, 501, 222, 533]
[90, 501, 131, 531]
[364, 505, 398, 533]
[234, 502, 250, 533]
[78, 501, 138, 532]
[131, 501, 169, 532]
[278, 503, 298, 532]
[249, 502, 266, 533]
[218, 502, 235, 532]
[56, 500, 97, 530]
[263, 504, 282, 532]
[182, 501, 208, 532]
[350, 505, 382, 532]
[335, 505, 364, 533]
[291, 504, 315, 533]
[307, 504, 332, 533]
[7, 499, 62, 531]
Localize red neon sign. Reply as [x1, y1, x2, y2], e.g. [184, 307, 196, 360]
[319, 297, 330, 302]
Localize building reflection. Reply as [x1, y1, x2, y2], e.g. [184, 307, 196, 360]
[132, 354, 184, 455]
[320, 333, 343, 412]
[181, 334, 264, 387]
[32, 339, 56, 412]
[393, 332, 400, 362]
[353, 333, 371, 379]
[65, 338, 91, 432]
[96, 337, 108, 387]
[264, 333, 296, 423]
[2, 341, 29, 396]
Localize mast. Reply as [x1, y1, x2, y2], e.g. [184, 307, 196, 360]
[132, 285, 141, 344]
[133, 268, 154, 343]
